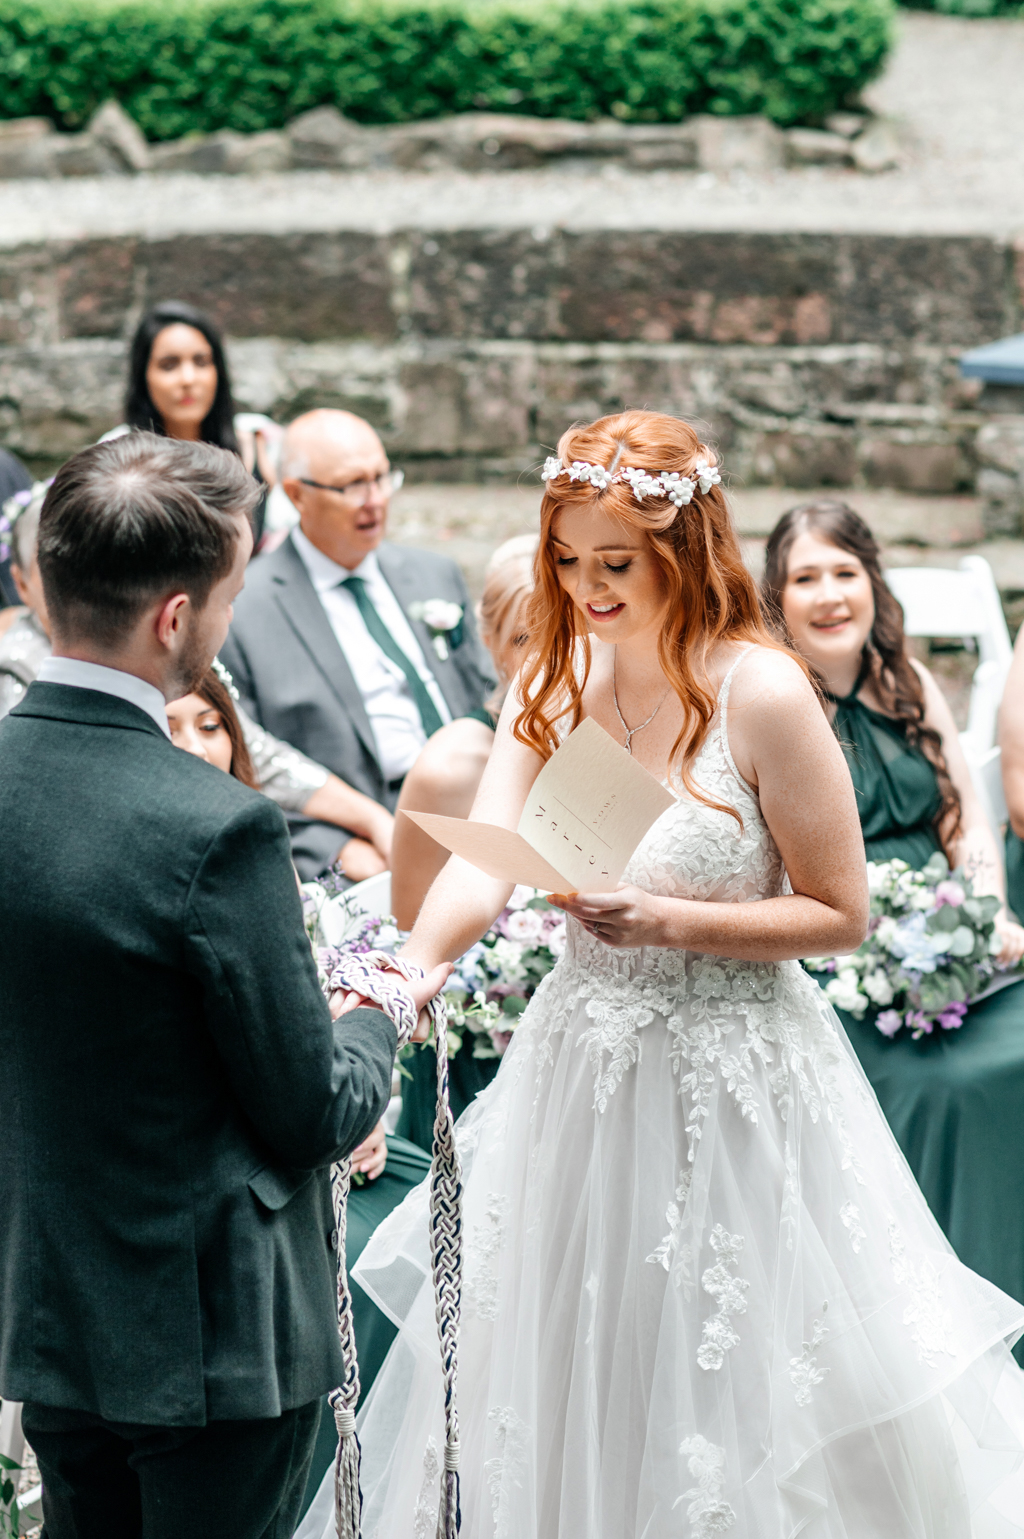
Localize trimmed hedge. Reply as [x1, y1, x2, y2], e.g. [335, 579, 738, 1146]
[0, 0, 894, 139]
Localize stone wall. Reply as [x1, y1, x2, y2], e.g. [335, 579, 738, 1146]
[2, 225, 1022, 516]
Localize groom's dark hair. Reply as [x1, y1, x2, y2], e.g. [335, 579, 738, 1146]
[38, 432, 259, 649]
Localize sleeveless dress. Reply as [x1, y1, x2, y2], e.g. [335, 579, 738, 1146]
[829, 687, 1024, 1365]
[298, 650, 1024, 1539]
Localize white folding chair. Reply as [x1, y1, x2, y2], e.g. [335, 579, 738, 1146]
[885, 555, 1012, 838]
[885, 555, 1012, 758]
[344, 870, 393, 920]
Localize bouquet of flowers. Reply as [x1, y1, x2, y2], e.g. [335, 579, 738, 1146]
[442, 885, 567, 1060]
[300, 868, 401, 988]
[804, 852, 1009, 1040]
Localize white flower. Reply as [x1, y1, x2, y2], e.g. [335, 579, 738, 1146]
[621, 466, 662, 501]
[569, 460, 613, 490]
[546, 919, 568, 956]
[694, 457, 721, 494]
[490, 936, 528, 981]
[505, 885, 536, 911]
[541, 456, 563, 481]
[874, 917, 900, 951]
[505, 908, 545, 944]
[661, 472, 696, 507]
[866, 862, 889, 897]
[825, 969, 868, 1014]
[863, 969, 895, 1005]
[908, 888, 934, 911]
[409, 598, 462, 632]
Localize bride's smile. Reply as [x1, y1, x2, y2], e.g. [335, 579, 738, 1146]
[550, 501, 667, 644]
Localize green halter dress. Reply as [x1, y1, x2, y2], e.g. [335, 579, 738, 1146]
[829, 682, 1024, 1357]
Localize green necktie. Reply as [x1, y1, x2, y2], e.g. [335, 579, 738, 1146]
[341, 575, 444, 740]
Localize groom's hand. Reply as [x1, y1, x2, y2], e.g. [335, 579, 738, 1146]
[331, 961, 453, 1042]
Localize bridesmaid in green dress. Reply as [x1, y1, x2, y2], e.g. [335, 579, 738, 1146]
[763, 501, 1024, 1355]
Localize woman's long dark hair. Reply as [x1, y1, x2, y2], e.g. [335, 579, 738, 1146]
[195, 666, 258, 789]
[125, 301, 239, 453]
[763, 500, 961, 844]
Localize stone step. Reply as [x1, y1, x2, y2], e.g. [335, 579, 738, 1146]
[1, 335, 1011, 498]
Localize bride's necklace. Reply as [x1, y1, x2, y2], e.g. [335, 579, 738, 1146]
[612, 650, 670, 756]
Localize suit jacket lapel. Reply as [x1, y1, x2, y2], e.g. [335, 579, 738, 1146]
[377, 544, 463, 716]
[270, 536, 381, 772]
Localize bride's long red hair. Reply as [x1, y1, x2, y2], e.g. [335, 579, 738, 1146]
[514, 410, 804, 811]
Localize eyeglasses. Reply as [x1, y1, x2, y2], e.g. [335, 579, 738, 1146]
[298, 469, 404, 506]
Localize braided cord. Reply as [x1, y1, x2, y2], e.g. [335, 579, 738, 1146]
[325, 951, 462, 1538]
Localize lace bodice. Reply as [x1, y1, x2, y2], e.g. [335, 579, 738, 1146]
[560, 648, 787, 985]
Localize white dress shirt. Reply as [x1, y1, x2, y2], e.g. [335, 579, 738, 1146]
[291, 528, 451, 782]
[37, 657, 172, 739]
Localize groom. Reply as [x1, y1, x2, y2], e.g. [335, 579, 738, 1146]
[0, 434, 447, 1538]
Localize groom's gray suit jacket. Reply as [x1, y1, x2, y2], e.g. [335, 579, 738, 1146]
[219, 534, 494, 877]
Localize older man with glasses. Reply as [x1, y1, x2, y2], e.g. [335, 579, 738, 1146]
[220, 408, 494, 882]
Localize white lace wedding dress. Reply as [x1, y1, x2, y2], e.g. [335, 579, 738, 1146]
[299, 651, 1024, 1539]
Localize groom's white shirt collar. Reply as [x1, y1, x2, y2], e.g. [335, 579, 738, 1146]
[37, 657, 172, 738]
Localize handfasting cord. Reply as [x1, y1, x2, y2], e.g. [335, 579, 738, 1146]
[324, 950, 463, 1539]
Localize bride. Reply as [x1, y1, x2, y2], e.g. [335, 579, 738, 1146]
[301, 410, 1024, 1539]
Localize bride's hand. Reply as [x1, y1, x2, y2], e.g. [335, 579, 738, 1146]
[550, 886, 667, 948]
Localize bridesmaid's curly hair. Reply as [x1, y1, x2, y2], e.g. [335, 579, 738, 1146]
[762, 500, 961, 845]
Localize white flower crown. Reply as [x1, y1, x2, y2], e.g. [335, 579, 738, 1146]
[540, 455, 721, 508]
[211, 656, 241, 703]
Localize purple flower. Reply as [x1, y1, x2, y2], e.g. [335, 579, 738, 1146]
[934, 880, 966, 909]
[876, 1009, 903, 1038]
[937, 1000, 968, 1030]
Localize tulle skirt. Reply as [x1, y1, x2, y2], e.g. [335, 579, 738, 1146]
[297, 944, 1024, 1539]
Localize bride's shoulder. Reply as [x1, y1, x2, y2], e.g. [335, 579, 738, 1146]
[725, 643, 815, 711]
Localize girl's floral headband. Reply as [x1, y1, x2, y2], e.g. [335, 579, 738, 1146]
[540, 455, 721, 509]
[0, 480, 53, 565]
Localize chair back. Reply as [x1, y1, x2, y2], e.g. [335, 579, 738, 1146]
[345, 870, 393, 920]
[885, 555, 1012, 756]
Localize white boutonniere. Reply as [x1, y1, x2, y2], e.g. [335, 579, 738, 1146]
[409, 599, 464, 661]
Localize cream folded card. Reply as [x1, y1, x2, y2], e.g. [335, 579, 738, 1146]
[403, 716, 675, 892]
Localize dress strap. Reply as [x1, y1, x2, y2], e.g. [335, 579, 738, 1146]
[716, 644, 754, 713]
[714, 644, 756, 795]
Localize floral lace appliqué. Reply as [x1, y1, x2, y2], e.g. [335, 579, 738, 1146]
[675, 1435, 736, 1537]
[840, 1201, 866, 1254]
[646, 1170, 696, 1298]
[889, 1219, 956, 1366]
[412, 1437, 440, 1539]
[463, 1191, 510, 1322]
[788, 1306, 830, 1407]
[697, 1225, 748, 1371]
[484, 1405, 528, 1539]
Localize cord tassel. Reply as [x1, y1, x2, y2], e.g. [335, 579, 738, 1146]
[333, 1406, 362, 1539]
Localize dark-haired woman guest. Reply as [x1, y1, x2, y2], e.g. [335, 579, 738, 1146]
[102, 300, 277, 540]
[164, 664, 430, 1503]
[765, 500, 1024, 1341]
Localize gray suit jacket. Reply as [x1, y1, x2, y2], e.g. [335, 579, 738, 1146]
[220, 535, 494, 877]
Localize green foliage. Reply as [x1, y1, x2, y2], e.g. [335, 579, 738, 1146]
[901, 0, 1020, 14]
[0, 0, 894, 140]
[0, 1452, 21, 1539]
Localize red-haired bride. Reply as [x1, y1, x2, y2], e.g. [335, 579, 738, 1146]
[301, 412, 1024, 1539]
